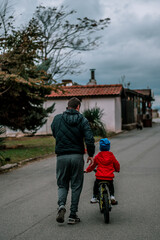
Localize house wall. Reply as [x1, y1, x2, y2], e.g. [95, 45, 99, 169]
[39, 100, 67, 135]
[83, 97, 122, 132]
[115, 97, 122, 132]
[80, 97, 116, 131]
[37, 96, 122, 135]
[4, 96, 122, 137]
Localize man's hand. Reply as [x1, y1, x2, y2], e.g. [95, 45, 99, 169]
[87, 156, 94, 166]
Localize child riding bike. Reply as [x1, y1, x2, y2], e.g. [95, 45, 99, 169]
[85, 138, 120, 205]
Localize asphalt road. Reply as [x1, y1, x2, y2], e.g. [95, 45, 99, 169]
[0, 122, 160, 240]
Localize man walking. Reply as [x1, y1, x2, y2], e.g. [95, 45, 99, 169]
[51, 97, 95, 224]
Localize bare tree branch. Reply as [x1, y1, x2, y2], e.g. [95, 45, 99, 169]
[30, 5, 110, 80]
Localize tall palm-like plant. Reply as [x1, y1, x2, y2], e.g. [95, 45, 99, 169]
[83, 107, 107, 137]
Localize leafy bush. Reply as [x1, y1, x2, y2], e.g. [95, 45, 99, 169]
[83, 107, 107, 137]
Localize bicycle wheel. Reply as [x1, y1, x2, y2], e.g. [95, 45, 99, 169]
[103, 193, 110, 223]
[99, 197, 103, 213]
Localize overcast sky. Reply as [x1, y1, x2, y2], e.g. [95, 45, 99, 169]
[1, 0, 160, 108]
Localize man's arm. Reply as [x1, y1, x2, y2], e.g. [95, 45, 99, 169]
[85, 156, 97, 172]
[87, 156, 94, 166]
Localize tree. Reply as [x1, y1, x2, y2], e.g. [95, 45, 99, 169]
[0, 7, 56, 133]
[0, 0, 15, 52]
[119, 75, 131, 88]
[83, 107, 107, 137]
[0, 2, 110, 133]
[31, 5, 110, 80]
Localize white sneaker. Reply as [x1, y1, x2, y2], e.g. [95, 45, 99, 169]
[110, 195, 115, 200]
[90, 197, 98, 203]
[110, 195, 118, 205]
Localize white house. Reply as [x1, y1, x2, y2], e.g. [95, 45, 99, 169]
[37, 84, 123, 135]
[37, 82, 154, 135]
[3, 69, 154, 137]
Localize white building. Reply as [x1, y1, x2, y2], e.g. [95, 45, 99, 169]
[3, 69, 154, 137]
[38, 84, 123, 135]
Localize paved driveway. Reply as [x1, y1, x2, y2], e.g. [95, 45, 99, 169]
[0, 122, 160, 240]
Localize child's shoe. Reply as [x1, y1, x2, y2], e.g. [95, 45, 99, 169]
[90, 197, 98, 203]
[111, 195, 118, 205]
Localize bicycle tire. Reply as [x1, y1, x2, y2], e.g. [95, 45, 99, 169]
[98, 185, 103, 213]
[99, 198, 103, 213]
[103, 193, 110, 223]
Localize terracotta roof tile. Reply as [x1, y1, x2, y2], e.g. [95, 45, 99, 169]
[48, 84, 123, 98]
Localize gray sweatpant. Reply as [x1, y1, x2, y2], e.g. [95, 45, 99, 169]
[56, 154, 84, 215]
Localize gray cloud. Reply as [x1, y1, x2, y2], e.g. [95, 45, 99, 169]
[61, 0, 160, 96]
[1, 0, 160, 99]
[63, 0, 103, 19]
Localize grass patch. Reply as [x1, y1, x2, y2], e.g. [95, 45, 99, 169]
[4, 136, 55, 147]
[1, 136, 55, 165]
[3, 146, 55, 164]
[1, 134, 114, 166]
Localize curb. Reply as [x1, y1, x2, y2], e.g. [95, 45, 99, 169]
[0, 163, 18, 171]
[0, 153, 54, 173]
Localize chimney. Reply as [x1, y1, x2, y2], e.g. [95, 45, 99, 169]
[62, 79, 73, 86]
[87, 69, 97, 85]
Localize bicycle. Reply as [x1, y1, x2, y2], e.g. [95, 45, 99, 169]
[84, 170, 115, 224]
[97, 180, 112, 224]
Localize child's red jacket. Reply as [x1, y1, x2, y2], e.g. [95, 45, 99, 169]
[85, 151, 120, 180]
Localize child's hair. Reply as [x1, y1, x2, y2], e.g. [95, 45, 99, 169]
[99, 138, 110, 151]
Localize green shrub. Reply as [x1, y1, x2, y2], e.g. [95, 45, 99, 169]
[83, 107, 107, 137]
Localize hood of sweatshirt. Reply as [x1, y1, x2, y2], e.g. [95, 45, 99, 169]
[96, 151, 114, 166]
[62, 109, 83, 126]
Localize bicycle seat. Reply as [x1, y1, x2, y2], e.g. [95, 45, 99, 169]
[98, 181, 110, 186]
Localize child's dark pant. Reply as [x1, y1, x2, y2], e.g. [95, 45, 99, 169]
[93, 179, 114, 197]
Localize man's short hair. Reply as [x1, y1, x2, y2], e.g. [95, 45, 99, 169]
[68, 97, 81, 109]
